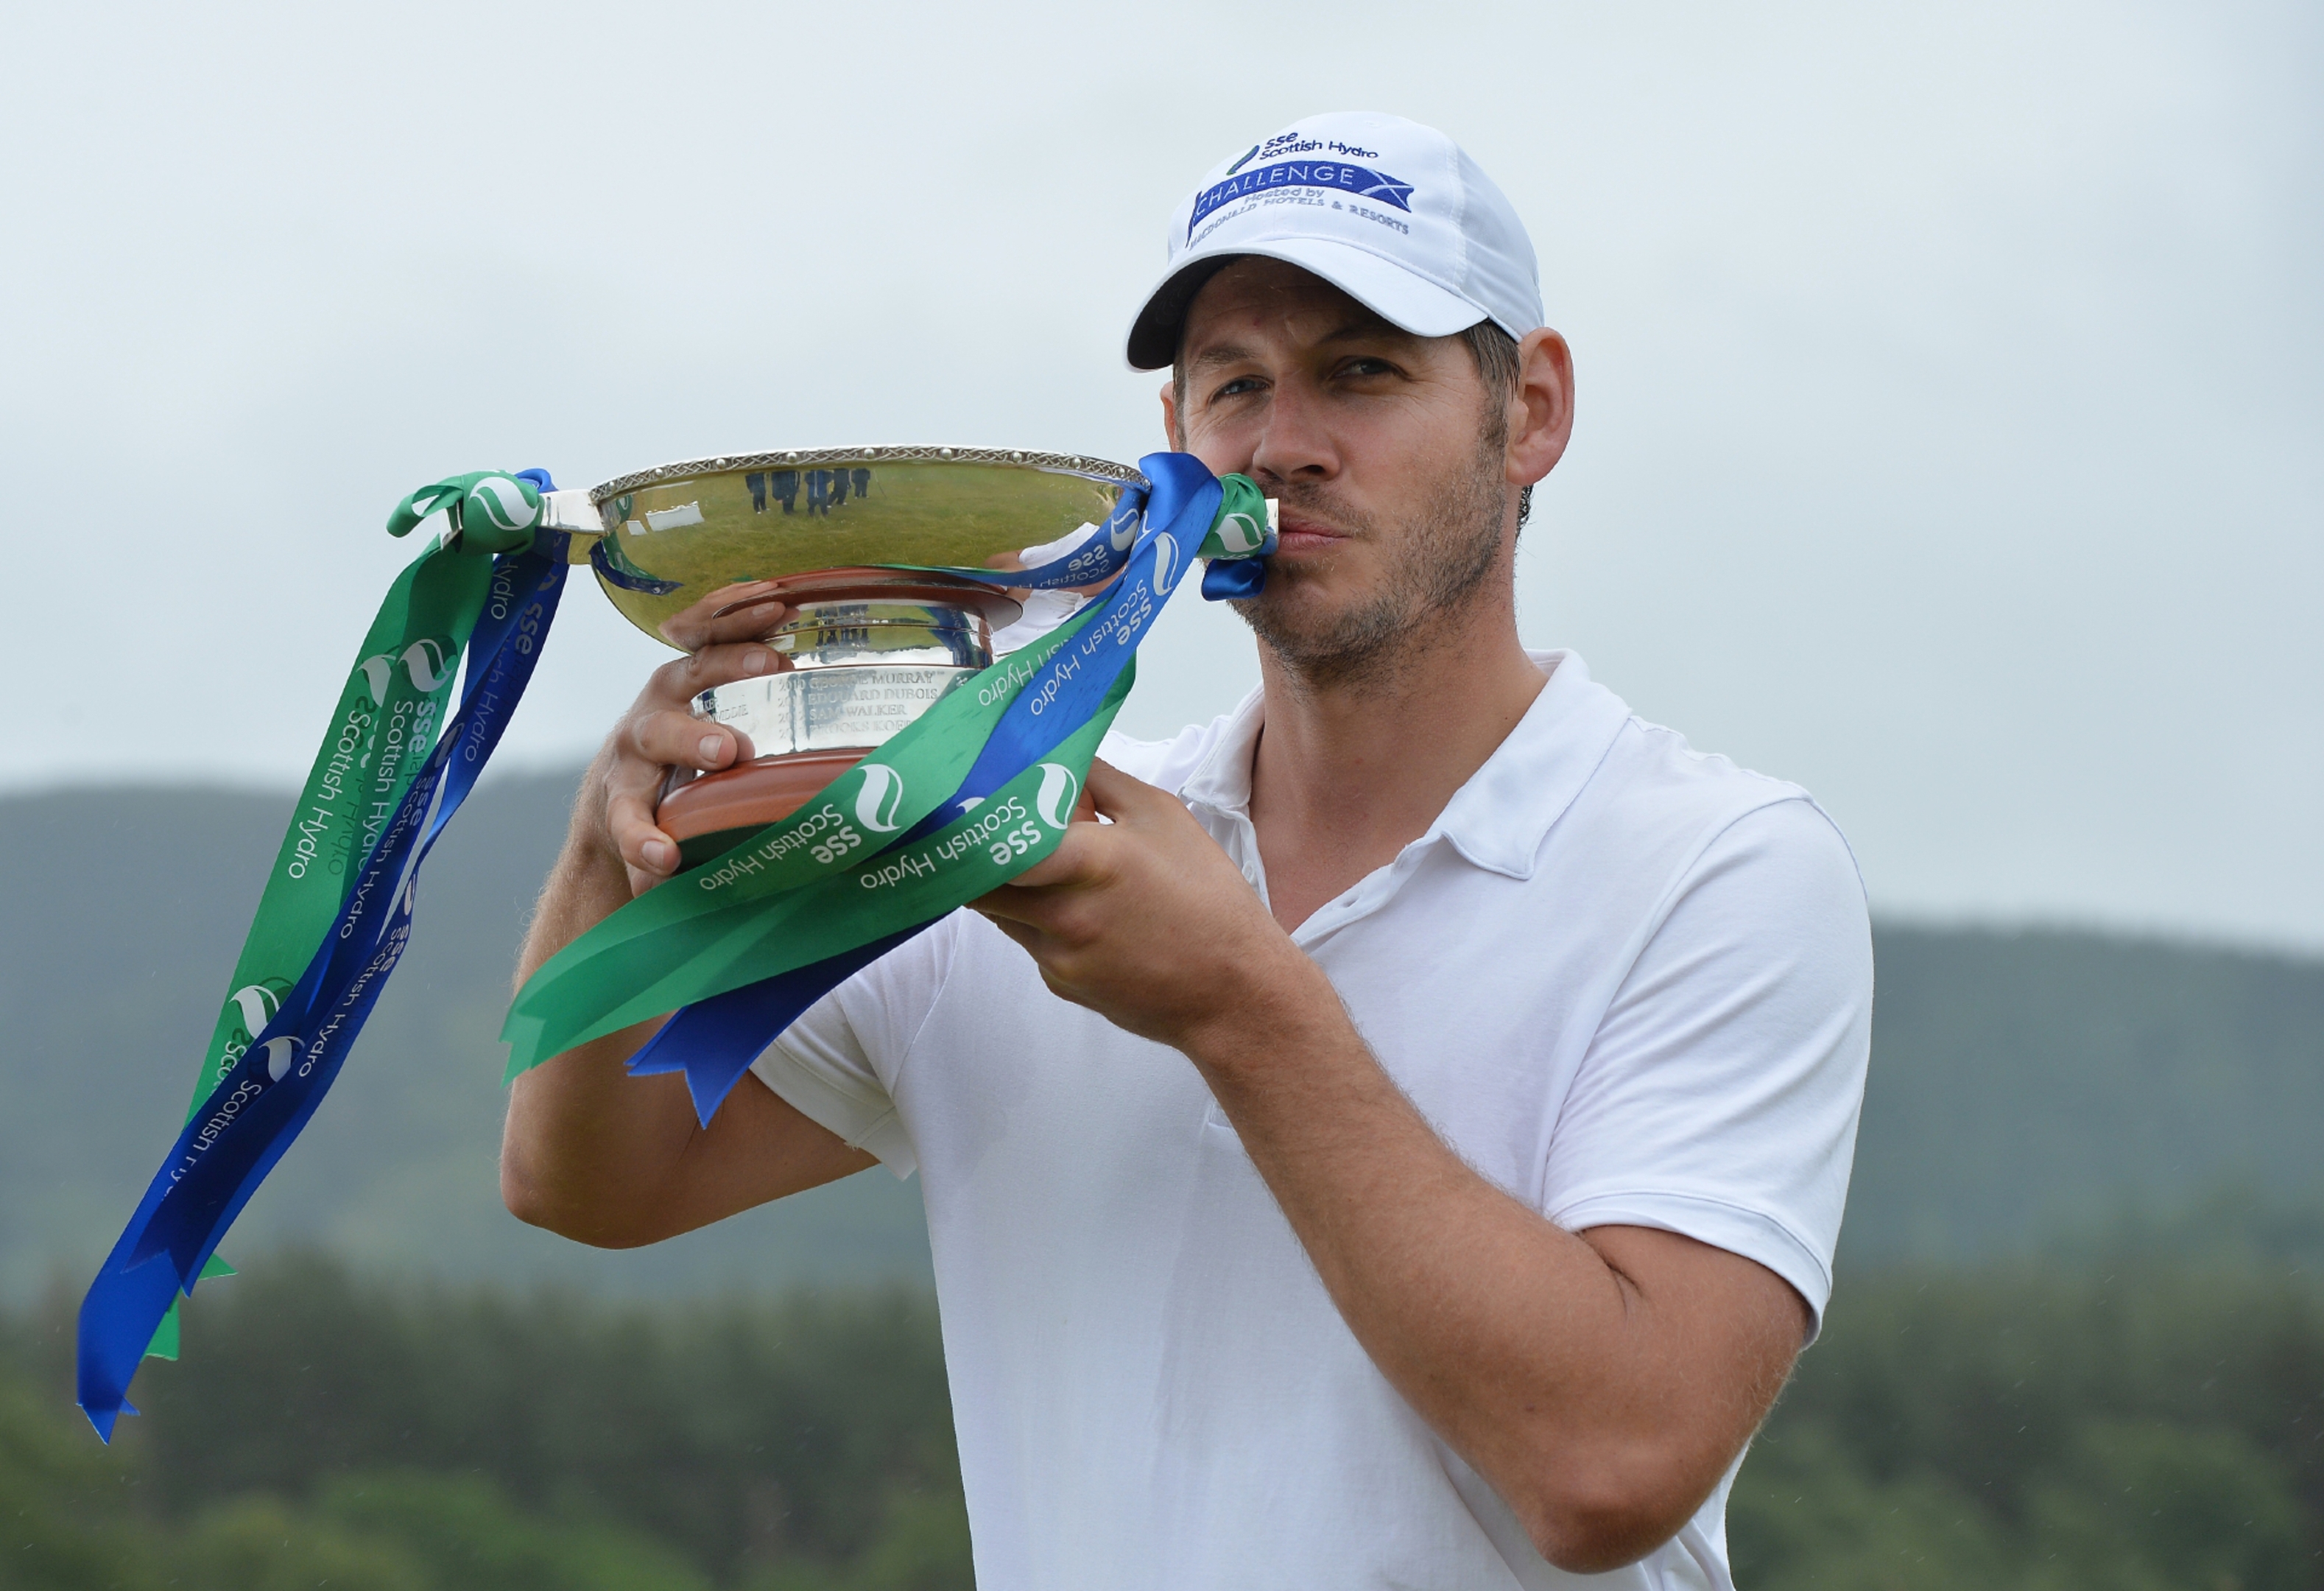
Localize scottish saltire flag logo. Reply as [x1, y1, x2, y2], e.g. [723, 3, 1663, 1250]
[1190, 160, 1415, 236]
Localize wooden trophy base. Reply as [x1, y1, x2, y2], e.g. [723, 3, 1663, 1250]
[659, 750, 871, 870]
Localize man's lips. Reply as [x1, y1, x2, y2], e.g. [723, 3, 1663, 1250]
[1271, 514, 1348, 555]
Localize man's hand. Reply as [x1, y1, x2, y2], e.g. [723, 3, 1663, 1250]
[594, 581, 792, 896]
[973, 756, 1806, 1573]
[971, 759, 1330, 1048]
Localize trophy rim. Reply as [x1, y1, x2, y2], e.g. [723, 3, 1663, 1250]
[588, 445, 1146, 506]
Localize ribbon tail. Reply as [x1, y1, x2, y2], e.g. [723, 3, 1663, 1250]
[77, 1237, 180, 1441]
[144, 1302, 180, 1363]
[78, 1138, 256, 1437]
[628, 927, 928, 1126]
[140, 1249, 235, 1366]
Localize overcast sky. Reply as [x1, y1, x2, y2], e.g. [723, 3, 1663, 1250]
[1, 0, 2315, 949]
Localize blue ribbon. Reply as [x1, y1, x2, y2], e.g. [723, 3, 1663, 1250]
[971, 486, 1147, 589]
[591, 536, 685, 596]
[76, 527, 571, 1440]
[625, 928, 928, 1125]
[627, 454, 1239, 1125]
[922, 457, 1272, 596]
[943, 459, 1215, 812]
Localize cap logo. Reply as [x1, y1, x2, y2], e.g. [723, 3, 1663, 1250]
[1189, 161, 1415, 240]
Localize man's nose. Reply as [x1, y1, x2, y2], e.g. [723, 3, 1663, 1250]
[1247, 379, 1339, 487]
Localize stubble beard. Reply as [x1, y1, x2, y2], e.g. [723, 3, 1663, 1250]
[1231, 424, 1512, 695]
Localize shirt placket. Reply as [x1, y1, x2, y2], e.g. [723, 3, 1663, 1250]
[1193, 799, 1446, 952]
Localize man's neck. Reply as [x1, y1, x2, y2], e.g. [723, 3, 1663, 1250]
[1245, 600, 1547, 933]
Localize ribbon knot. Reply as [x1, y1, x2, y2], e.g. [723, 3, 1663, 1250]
[386, 469, 552, 555]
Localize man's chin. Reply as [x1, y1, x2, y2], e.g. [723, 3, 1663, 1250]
[1232, 579, 1409, 685]
[1228, 571, 1332, 637]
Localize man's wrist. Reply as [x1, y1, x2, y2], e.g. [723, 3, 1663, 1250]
[1176, 944, 1351, 1091]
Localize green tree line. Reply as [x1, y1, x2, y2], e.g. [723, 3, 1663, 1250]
[3, 1248, 2317, 1590]
[0, 1258, 971, 1591]
[1733, 1253, 2323, 1588]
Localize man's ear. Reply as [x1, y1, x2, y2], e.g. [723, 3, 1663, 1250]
[1507, 329, 1574, 488]
[1160, 376, 1182, 450]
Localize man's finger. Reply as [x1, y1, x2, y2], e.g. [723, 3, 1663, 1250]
[633, 709, 756, 773]
[605, 786, 679, 888]
[975, 852, 1085, 910]
[1082, 757, 1177, 824]
[971, 825, 1115, 917]
[660, 584, 793, 651]
[649, 642, 786, 708]
[973, 910, 1043, 955]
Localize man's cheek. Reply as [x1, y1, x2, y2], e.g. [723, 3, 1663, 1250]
[1182, 424, 1256, 482]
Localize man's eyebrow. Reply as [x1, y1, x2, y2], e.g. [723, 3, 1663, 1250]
[1185, 319, 1413, 373]
[1185, 341, 1259, 373]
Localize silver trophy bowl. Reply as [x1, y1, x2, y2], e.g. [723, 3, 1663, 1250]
[538, 446, 1145, 862]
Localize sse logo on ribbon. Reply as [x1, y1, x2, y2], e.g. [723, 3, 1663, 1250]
[1034, 763, 1080, 830]
[357, 639, 454, 703]
[854, 765, 908, 834]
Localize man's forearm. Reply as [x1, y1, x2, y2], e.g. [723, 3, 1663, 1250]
[500, 766, 700, 1244]
[516, 766, 630, 985]
[499, 764, 877, 1246]
[1181, 962, 1792, 1571]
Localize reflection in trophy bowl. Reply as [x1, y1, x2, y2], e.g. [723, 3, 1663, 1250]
[568, 449, 1144, 868]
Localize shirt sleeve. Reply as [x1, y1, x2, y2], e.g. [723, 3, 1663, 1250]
[1540, 795, 1873, 1333]
[748, 917, 962, 1179]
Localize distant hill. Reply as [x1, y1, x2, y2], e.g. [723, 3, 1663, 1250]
[1848, 923, 2324, 1262]
[0, 774, 931, 1304]
[1, 778, 2317, 1302]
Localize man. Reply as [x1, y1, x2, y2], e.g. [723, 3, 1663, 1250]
[503, 111, 1871, 1590]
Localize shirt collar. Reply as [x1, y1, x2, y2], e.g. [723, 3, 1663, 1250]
[1179, 684, 1267, 820]
[1177, 650, 1634, 881]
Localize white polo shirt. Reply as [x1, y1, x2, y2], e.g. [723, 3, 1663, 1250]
[753, 650, 1872, 1591]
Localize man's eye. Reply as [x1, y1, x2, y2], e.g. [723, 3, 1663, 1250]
[1339, 357, 1398, 379]
[1211, 376, 1264, 401]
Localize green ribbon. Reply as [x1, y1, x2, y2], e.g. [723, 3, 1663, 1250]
[145, 471, 542, 1360]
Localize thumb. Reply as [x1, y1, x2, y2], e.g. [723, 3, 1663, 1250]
[1082, 757, 1172, 824]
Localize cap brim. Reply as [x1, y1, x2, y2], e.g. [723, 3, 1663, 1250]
[1124, 236, 1488, 370]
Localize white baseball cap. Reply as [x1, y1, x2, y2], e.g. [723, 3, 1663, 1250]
[1124, 111, 1545, 371]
